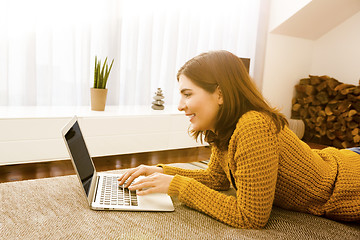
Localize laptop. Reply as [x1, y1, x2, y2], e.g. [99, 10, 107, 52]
[61, 116, 174, 212]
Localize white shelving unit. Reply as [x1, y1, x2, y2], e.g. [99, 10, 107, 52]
[0, 106, 202, 165]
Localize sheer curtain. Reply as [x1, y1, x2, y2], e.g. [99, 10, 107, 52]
[0, 0, 262, 107]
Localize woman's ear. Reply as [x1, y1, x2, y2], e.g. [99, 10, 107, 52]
[216, 86, 223, 105]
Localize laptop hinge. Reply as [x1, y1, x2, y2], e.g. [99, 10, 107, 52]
[93, 176, 100, 203]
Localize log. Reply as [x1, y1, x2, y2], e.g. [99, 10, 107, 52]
[353, 102, 360, 112]
[347, 121, 358, 129]
[325, 105, 334, 115]
[316, 91, 329, 104]
[348, 109, 357, 118]
[354, 86, 360, 95]
[299, 78, 310, 85]
[341, 141, 351, 149]
[316, 81, 327, 92]
[295, 85, 316, 95]
[310, 75, 321, 85]
[327, 115, 336, 122]
[338, 101, 351, 113]
[326, 78, 340, 90]
[292, 103, 301, 111]
[327, 130, 336, 140]
[341, 87, 355, 95]
[334, 83, 355, 92]
[351, 128, 359, 136]
[354, 135, 360, 143]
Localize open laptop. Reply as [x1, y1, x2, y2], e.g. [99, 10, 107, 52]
[61, 116, 174, 212]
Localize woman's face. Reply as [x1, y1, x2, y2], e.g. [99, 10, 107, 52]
[178, 74, 223, 132]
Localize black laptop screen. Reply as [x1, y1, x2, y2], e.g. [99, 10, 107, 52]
[65, 121, 94, 196]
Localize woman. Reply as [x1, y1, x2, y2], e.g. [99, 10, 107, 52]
[118, 50, 360, 229]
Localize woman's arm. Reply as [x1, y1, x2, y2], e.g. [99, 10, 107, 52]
[158, 147, 230, 191]
[118, 147, 229, 190]
[167, 112, 280, 229]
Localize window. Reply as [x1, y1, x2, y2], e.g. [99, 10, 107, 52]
[0, 0, 262, 107]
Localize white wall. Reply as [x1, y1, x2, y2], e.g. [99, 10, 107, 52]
[262, 34, 313, 117]
[311, 11, 360, 84]
[268, 0, 311, 31]
[262, 0, 313, 118]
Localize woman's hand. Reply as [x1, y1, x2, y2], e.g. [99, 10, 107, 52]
[128, 172, 174, 195]
[118, 165, 164, 188]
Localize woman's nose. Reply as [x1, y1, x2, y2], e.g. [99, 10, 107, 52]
[178, 100, 185, 111]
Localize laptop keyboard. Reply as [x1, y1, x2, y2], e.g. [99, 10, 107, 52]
[99, 176, 138, 206]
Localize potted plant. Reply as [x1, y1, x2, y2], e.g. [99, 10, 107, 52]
[91, 56, 114, 111]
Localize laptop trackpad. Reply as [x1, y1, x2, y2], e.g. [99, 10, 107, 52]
[138, 193, 174, 212]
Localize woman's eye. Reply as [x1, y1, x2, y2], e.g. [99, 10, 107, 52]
[184, 93, 191, 98]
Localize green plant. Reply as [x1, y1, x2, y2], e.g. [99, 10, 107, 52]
[93, 56, 114, 89]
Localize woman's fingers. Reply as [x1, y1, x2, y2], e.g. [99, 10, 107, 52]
[118, 165, 164, 187]
[127, 172, 155, 188]
[118, 168, 137, 185]
[117, 172, 129, 184]
[128, 173, 173, 195]
[118, 166, 143, 186]
[124, 168, 146, 187]
[128, 179, 154, 190]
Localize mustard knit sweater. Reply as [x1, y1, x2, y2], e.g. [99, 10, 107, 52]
[160, 111, 360, 229]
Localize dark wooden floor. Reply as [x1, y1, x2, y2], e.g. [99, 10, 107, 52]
[0, 147, 211, 183]
[0, 142, 328, 184]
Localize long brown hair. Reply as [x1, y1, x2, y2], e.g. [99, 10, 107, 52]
[177, 50, 287, 150]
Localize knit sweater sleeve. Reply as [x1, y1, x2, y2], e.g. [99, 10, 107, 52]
[158, 147, 230, 190]
[167, 111, 280, 229]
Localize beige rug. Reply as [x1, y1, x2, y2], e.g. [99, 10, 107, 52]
[1, 163, 359, 240]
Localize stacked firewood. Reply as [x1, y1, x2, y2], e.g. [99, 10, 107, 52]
[292, 75, 360, 149]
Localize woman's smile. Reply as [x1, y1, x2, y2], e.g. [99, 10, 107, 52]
[186, 113, 196, 122]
